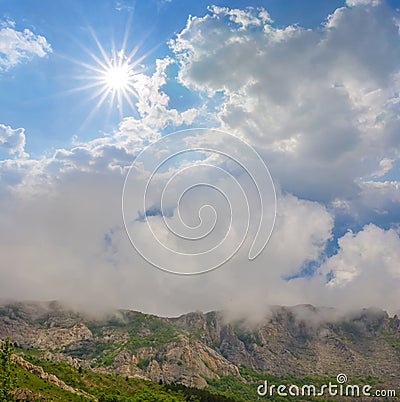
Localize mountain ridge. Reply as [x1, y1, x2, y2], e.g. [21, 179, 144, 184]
[1, 301, 399, 393]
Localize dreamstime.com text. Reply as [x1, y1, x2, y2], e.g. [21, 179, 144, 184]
[257, 374, 396, 398]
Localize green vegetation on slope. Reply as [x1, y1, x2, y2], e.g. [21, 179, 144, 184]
[12, 352, 239, 402]
[0, 338, 17, 401]
[205, 366, 386, 402]
[70, 312, 180, 368]
[3, 345, 389, 402]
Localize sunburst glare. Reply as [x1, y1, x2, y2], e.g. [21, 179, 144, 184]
[71, 28, 151, 124]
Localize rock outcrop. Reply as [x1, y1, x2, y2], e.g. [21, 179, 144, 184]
[12, 354, 94, 399]
[1, 301, 399, 390]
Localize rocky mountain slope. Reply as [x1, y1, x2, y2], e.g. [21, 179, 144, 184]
[1, 301, 399, 392]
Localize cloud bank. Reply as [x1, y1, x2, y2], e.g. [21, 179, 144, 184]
[0, 1, 399, 318]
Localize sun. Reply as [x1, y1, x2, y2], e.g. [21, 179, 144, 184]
[72, 29, 150, 122]
[104, 64, 131, 90]
[90, 47, 142, 115]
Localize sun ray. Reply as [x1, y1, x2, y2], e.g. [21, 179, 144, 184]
[64, 81, 105, 94]
[123, 91, 138, 118]
[108, 90, 117, 118]
[87, 51, 111, 72]
[125, 85, 141, 102]
[89, 27, 113, 68]
[121, 13, 133, 55]
[79, 88, 111, 130]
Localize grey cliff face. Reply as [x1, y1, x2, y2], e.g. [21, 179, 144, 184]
[1, 302, 399, 389]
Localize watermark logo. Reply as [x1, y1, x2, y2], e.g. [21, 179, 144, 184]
[122, 128, 276, 275]
[257, 374, 396, 398]
[336, 373, 347, 384]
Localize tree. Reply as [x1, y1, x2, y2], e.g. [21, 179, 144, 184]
[0, 337, 17, 401]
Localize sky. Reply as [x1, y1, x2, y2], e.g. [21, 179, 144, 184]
[0, 0, 400, 318]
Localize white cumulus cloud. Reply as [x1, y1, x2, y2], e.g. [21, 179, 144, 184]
[316, 224, 400, 310]
[0, 21, 52, 72]
[0, 124, 28, 157]
[171, 2, 400, 203]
